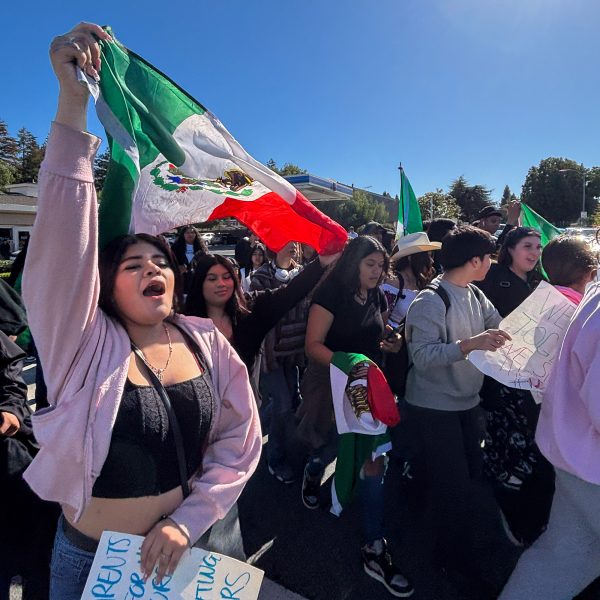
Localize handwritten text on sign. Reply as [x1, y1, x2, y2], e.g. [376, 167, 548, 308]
[82, 531, 264, 600]
[469, 281, 576, 401]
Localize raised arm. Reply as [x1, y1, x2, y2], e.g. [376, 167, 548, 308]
[22, 24, 112, 403]
[249, 258, 326, 336]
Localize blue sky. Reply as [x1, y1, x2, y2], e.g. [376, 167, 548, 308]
[1, 0, 598, 200]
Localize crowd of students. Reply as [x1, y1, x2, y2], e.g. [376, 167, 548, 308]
[3, 21, 600, 600]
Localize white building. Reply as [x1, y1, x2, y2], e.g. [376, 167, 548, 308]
[0, 182, 38, 250]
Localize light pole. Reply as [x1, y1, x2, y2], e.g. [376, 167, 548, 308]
[559, 166, 587, 225]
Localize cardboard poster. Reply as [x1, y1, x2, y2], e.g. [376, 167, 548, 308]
[469, 281, 576, 402]
[82, 531, 264, 600]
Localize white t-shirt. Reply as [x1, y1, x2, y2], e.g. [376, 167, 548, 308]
[389, 288, 419, 325]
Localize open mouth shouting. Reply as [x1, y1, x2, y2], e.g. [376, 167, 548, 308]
[142, 279, 166, 298]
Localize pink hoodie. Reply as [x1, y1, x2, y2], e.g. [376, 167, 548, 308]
[21, 122, 262, 543]
[536, 282, 600, 484]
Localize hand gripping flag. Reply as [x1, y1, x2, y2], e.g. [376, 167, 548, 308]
[329, 352, 399, 516]
[83, 27, 347, 252]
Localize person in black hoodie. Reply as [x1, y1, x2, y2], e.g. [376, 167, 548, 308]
[0, 331, 59, 600]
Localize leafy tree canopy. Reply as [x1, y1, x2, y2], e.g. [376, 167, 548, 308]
[418, 189, 461, 221]
[521, 158, 600, 226]
[266, 158, 307, 177]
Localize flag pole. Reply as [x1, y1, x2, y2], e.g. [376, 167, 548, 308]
[397, 162, 403, 238]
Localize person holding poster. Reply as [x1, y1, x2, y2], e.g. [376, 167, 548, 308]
[499, 281, 600, 599]
[21, 23, 261, 600]
[475, 227, 548, 547]
[403, 226, 508, 584]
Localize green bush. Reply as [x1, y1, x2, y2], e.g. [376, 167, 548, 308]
[0, 260, 12, 274]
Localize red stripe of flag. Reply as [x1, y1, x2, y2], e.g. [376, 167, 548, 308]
[208, 190, 348, 254]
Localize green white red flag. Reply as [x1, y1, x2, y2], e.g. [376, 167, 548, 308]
[82, 27, 347, 252]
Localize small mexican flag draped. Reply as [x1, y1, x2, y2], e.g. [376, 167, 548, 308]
[84, 27, 347, 252]
[329, 352, 398, 516]
[395, 165, 423, 239]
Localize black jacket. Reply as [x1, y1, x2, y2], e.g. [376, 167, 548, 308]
[233, 259, 325, 372]
[475, 263, 534, 318]
[0, 330, 35, 483]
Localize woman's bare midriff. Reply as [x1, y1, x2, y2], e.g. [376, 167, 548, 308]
[65, 334, 204, 540]
[65, 485, 186, 540]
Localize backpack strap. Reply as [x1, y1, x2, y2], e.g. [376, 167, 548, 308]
[468, 283, 485, 304]
[425, 282, 451, 313]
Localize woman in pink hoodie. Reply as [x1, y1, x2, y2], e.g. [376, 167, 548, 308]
[22, 23, 261, 599]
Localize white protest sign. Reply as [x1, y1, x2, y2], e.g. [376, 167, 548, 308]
[469, 281, 576, 402]
[82, 531, 263, 600]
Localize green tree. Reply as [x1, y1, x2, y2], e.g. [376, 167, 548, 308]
[94, 147, 111, 191]
[315, 190, 389, 229]
[500, 185, 512, 206]
[265, 158, 306, 177]
[16, 127, 44, 182]
[449, 176, 493, 222]
[521, 158, 600, 226]
[418, 189, 461, 221]
[0, 120, 18, 166]
[0, 160, 15, 190]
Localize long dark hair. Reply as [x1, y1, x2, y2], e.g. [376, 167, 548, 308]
[328, 235, 389, 298]
[392, 251, 435, 298]
[497, 227, 541, 268]
[185, 254, 249, 324]
[171, 225, 207, 264]
[98, 233, 182, 321]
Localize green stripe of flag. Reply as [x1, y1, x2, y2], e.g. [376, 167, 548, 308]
[520, 203, 562, 246]
[396, 166, 422, 238]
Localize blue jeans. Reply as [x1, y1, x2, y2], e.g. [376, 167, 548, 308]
[260, 364, 297, 467]
[49, 516, 96, 600]
[359, 469, 386, 545]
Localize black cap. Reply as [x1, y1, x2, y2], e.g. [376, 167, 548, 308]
[361, 221, 388, 235]
[478, 205, 503, 219]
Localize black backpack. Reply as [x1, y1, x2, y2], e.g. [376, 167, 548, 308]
[383, 282, 483, 397]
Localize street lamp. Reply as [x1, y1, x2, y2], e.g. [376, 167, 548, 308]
[559, 166, 587, 225]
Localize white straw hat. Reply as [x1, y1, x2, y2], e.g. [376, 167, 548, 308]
[390, 232, 442, 261]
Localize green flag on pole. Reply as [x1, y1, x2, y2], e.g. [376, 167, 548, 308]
[396, 165, 423, 238]
[520, 203, 562, 246]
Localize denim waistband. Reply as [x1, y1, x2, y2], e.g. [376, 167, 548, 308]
[61, 515, 100, 553]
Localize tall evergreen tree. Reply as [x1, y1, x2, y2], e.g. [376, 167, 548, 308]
[94, 147, 111, 191]
[449, 176, 493, 222]
[500, 185, 512, 206]
[0, 119, 18, 166]
[16, 127, 43, 182]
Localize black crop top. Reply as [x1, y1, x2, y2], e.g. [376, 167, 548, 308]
[92, 373, 214, 499]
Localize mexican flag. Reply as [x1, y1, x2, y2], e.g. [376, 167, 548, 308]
[329, 352, 398, 516]
[83, 27, 347, 252]
[520, 203, 562, 246]
[395, 165, 423, 239]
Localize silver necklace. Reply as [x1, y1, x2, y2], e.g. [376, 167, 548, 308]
[138, 323, 173, 382]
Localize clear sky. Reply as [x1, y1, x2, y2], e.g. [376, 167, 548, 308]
[1, 0, 598, 200]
